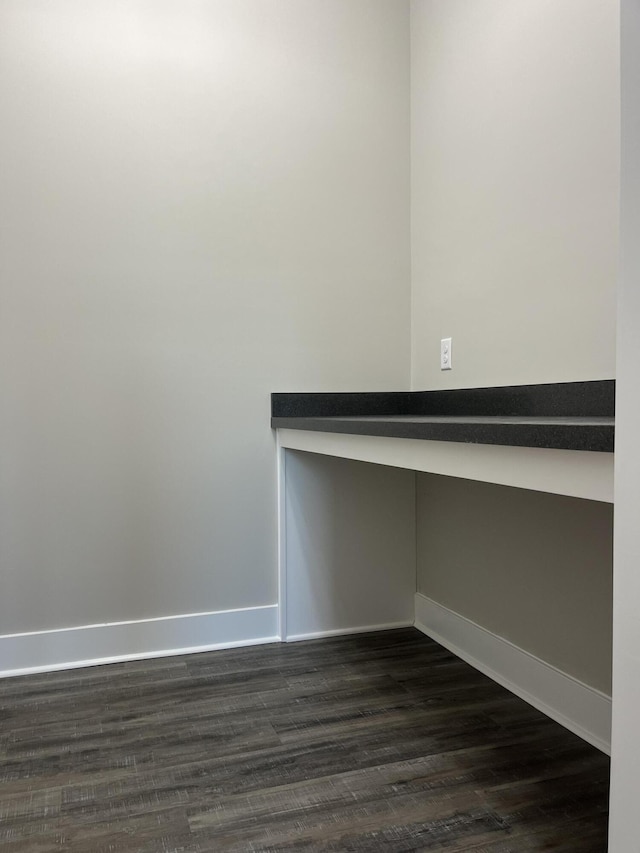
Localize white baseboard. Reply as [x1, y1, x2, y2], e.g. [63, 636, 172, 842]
[286, 620, 414, 643]
[414, 593, 611, 754]
[0, 604, 279, 678]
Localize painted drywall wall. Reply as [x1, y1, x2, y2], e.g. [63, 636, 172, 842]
[416, 474, 613, 694]
[0, 0, 410, 637]
[410, 0, 617, 716]
[609, 0, 640, 845]
[411, 0, 619, 390]
[284, 452, 416, 640]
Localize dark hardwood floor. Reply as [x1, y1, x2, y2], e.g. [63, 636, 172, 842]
[0, 628, 609, 851]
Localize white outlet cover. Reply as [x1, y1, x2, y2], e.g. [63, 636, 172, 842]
[440, 337, 452, 370]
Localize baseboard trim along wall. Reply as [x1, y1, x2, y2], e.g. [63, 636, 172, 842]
[414, 593, 612, 755]
[286, 620, 414, 643]
[0, 604, 279, 678]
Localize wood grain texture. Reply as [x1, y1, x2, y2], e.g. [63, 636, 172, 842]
[0, 629, 609, 851]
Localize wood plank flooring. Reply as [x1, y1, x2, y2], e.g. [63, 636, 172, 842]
[0, 629, 609, 851]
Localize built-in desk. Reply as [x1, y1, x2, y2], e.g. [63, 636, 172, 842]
[272, 380, 615, 752]
[273, 380, 615, 502]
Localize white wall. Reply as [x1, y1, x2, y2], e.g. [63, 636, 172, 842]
[0, 0, 410, 646]
[411, 0, 619, 390]
[609, 0, 640, 846]
[417, 475, 613, 694]
[410, 0, 618, 715]
[284, 453, 416, 640]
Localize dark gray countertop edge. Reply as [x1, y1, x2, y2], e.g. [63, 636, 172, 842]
[271, 416, 614, 453]
[272, 380, 615, 419]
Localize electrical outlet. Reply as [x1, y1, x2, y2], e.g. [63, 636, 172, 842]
[440, 337, 452, 370]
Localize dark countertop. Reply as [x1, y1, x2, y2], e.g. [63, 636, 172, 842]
[271, 381, 615, 453]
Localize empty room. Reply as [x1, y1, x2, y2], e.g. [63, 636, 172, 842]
[2, 0, 639, 850]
